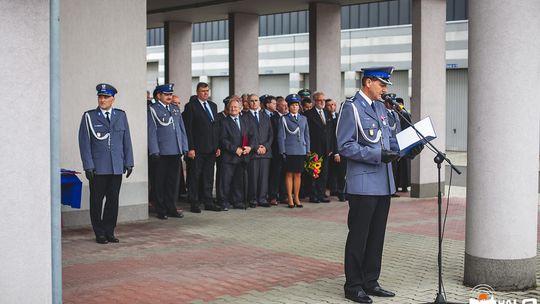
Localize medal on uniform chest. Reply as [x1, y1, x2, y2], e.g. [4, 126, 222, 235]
[369, 129, 374, 136]
[97, 132, 101, 137]
[381, 115, 387, 126]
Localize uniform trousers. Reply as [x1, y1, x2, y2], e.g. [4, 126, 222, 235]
[187, 153, 216, 207]
[344, 194, 391, 292]
[154, 155, 181, 216]
[248, 158, 271, 204]
[89, 174, 122, 238]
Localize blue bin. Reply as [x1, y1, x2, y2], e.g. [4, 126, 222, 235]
[61, 171, 82, 209]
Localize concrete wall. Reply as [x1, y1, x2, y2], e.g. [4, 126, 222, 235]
[60, 0, 148, 226]
[0, 1, 52, 302]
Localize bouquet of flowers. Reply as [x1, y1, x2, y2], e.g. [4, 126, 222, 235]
[304, 152, 323, 179]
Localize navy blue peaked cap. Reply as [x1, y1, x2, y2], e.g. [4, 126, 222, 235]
[285, 94, 301, 105]
[155, 83, 174, 93]
[96, 83, 117, 96]
[361, 66, 394, 85]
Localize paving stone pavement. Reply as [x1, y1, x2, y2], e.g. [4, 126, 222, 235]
[62, 190, 540, 304]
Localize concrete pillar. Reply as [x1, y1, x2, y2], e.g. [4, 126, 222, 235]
[410, 0, 446, 197]
[229, 13, 259, 95]
[309, 2, 341, 99]
[0, 1, 52, 302]
[464, 0, 539, 289]
[289, 72, 304, 94]
[165, 21, 192, 105]
[343, 71, 358, 99]
[60, 0, 148, 226]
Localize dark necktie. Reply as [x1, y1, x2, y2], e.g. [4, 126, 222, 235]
[166, 105, 170, 113]
[294, 114, 298, 121]
[254, 111, 259, 124]
[234, 117, 241, 130]
[203, 102, 214, 122]
[105, 111, 110, 123]
[371, 102, 377, 113]
[319, 109, 326, 125]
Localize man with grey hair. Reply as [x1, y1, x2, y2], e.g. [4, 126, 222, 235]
[304, 91, 333, 203]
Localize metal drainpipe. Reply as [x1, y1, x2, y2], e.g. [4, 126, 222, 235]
[50, 0, 62, 302]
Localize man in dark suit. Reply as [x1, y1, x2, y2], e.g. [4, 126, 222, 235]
[305, 92, 333, 203]
[218, 99, 258, 210]
[326, 98, 347, 202]
[268, 96, 288, 205]
[245, 94, 273, 208]
[182, 82, 221, 213]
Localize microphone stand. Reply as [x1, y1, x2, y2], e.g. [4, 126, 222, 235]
[389, 102, 462, 304]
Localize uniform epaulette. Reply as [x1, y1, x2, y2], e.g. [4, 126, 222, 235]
[114, 108, 125, 112]
[345, 96, 356, 103]
[85, 108, 98, 114]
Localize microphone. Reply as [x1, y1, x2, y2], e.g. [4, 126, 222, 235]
[382, 93, 408, 113]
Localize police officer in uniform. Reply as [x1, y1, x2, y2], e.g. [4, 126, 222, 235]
[78, 83, 134, 244]
[147, 83, 188, 220]
[277, 94, 310, 208]
[336, 67, 423, 303]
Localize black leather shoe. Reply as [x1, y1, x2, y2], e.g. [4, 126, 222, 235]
[345, 289, 372, 303]
[205, 204, 222, 212]
[96, 236, 108, 244]
[259, 202, 271, 207]
[338, 194, 346, 202]
[365, 286, 395, 297]
[309, 198, 320, 203]
[168, 211, 184, 218]
[233, 203, 245, 209]
[320, 197, 330, 203]
[391, 193, 400, 198]
[190, 205, 202, 213]
[249, 202, 257, 208]
[157, 214, 168, 220]
[106, 235, 119, 243]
